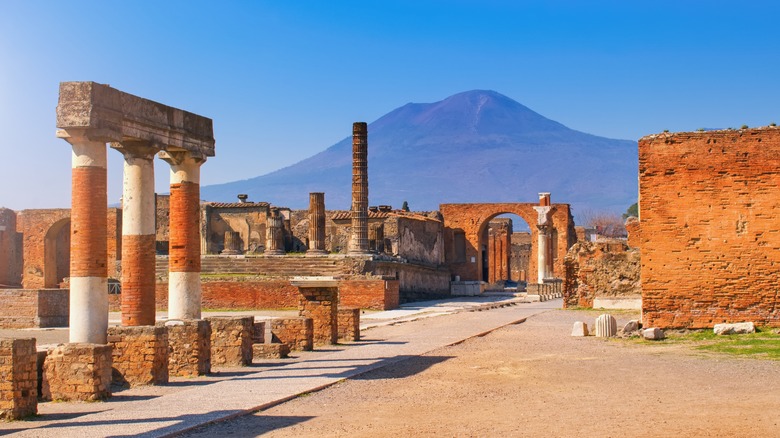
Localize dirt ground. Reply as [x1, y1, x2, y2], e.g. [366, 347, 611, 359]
[182, 309, 780, 438]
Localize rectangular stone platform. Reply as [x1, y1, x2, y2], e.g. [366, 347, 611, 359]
[107, 326, 168, 387]
[206, 316, 253, 367]
[163, 320, 211, 377]
[41, 343, 112, 402]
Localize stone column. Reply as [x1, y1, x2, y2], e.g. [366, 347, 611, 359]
[112, 142, 157, 326]
[348, 122, 370, 255]
[533, 193, 552, 284]
[536, 225, 549, 283]
[265, 208, 285, 255]
[222, 231, 241, 255]
[307, 192, 327, 255]
[160, 151, 205, 320]
[59, 130, 108, 344]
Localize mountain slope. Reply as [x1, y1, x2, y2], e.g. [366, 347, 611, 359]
[201, 90, 638, 216]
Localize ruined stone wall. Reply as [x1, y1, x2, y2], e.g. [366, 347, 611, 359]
[510, 232, 531, 282]
[368, 261, 450, 301]
[388, 216, 444, 265]
[0, 338, 37, 420]
[0, 208, 21, 287]
[625, 216, 640, 249]
[203, 204, 269, 255]
[0, 289, 69, 328]
[339, 279, 400, 310]
[562, 241, 640, 308]
[640, 128, 780, 328]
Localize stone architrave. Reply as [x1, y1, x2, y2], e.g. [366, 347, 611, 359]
[307, 192, 327, 255]
[348, 122, 370, 255]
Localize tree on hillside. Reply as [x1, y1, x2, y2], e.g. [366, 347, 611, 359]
[401, 201, 410, 212]
[579, 209, 627, 238]
[623, 202, 638, 219]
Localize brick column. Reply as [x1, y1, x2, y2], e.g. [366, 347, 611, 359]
[160, 151, 204, 320]
[265, 208, 285, 255]
[307, 192, 327, 254]
[59, 131, 108, 344]
[112, 142, 157, 326]
[348, 122, 370, 255]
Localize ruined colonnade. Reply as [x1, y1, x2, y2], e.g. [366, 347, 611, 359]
[57, 81, 215, 343]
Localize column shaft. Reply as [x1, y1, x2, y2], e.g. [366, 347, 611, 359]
[307, 192, 327, 254]
[68, 136, 108, 343]
[349, 122, 370, 254]
[265, 208, 285, 255]
[537, 227, 548, 284]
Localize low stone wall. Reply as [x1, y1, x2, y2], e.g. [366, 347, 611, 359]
[369, 261, 451, 302]
[337, 307, 360, 342]
[267, 317, 313, 351]
[340, 279, 399, 310]
[563, 241, 641, 309]
[206, 316, 253, 367]
[0, 338, 37, 420]
[42, 343, 112, 401]
[0, 289, 68, 328]
[163, 320, 211, 377]
[107, 326, 168, 387]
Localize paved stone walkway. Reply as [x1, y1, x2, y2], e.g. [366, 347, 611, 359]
[0, 297, 559, 437]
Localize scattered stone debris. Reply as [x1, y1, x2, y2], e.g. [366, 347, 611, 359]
[594, 314, 617, 337]
[571, 321, 589, 337]
[642, 328, 665, 341]
[622, 320, 640, 334]
[713, 322, 755, 336]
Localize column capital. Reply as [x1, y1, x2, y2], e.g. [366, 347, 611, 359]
[158, 150, 207, 166]
[110, 140, 158, 160]
[532, 205, 552, 227]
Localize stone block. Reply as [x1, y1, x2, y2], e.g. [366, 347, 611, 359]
[0, 338, 37, 420]
[107, 326, 169, 387]
[253, 343, 290, 359]
[42, 343, 112, 401]
[713, 322, 756, 336]
[298, 286, 338, 346]
[162, 319, 211, 377]
[594, 314, 617, 337]
[642, 328, 665, 340]
[622, 320, 640, 334]
[338, 307, 361, 342]
[268, 317, 313, 351]
[206, 316, 253, 367]
[571, 321, 589, 337]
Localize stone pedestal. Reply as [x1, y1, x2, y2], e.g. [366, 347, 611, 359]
[292, 278, 339, 346]
[338, 307, 361, 342]
[0, 338, 37, 420]
[107, 326, 168, 387]
[266, 317, 313, 351]
[163, 319, 211, 377]
[42, 343, 112, 401]
[206, 316, 253, 367]
[307, 192, 327, 255]
[253, 343, 290, 359]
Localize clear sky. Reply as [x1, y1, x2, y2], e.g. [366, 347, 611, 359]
[2, 1, 780, 210]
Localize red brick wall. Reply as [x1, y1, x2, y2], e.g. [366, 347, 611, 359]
[71, 167, 107, 278]
[169, 181, 201, 272]
[340, 279, 399, 310]
[0, 209, 21, 287]
[639, 128, 780, 328]
[0, 289, 69, 328]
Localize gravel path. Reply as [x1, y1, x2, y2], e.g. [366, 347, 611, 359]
[182, 309, 780, 438]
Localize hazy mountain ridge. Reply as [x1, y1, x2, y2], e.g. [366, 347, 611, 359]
[201, 90, 638, 215]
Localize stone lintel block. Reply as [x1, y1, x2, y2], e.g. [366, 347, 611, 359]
[42, 343, 112, 402]
[160, 319, 212, 377]
[107, 326, 169, 387]
[205, 316, 253, 367]
[0, 338, 37, 420]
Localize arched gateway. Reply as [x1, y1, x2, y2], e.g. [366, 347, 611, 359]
[440, 194, 576, 284]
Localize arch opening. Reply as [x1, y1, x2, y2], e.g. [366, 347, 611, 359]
[44, 218, 70, 288]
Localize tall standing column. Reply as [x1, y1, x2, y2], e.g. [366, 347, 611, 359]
[533, 192, 553, 284]
[60, 130, 108, 344]
[113, 142, 157, 326]
[160, 151, 205, 320]
[536, 225, 549, 283]
[265, 208, 285, 255]
[307, 192, 327, 255]
[348, 122, 370, 255]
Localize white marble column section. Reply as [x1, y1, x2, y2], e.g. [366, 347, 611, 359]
[160, 151, 205, 320]
[61, 130, 109, 344]
[533, 205, 552, 284]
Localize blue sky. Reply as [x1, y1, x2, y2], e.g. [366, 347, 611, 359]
[2, 1, 779, 210]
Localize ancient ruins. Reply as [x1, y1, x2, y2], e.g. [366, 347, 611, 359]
[1, 81, 779, 422]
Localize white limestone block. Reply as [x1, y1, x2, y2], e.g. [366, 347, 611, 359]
[713, 322, 756, 335]
[571, 321, 589, 337]
[642, 328, 665, 340]
[594, 314, 617, 337]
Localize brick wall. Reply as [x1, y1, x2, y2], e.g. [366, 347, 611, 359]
[339, 279, 399, 310]
[625, 217, 640, 249]
[0, 209, 21, 287]
[639, 128, 780, 328]
[267, 317, 313, 351]
[562, 241, 640, 308]
[107, 326, 168, 387]
[0, 338, 37, 420]
[337, 307, 360, 342]
[298, 287, 338, 345]
[0, 289, 68, 328]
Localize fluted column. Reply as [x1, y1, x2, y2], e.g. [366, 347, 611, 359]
[59, 130, 108, 344]
[222, 231, 242, 255]
[160, 151, 205, 320]
[266, 208, 285, 255]
[307, 192, 327, 255]
[112, 141, 157, 326]
[533, 192, 553, 284]
[348, 122, 370, 255]
[536, 225, 549, 283]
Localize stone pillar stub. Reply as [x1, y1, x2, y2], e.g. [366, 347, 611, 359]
[348, 122, 370, 255]
[307, 192, 327, 255]
[159, 151, 205, 320]
[291, 278, 339, 346]
[266, 208, 286, 255]
[60, 129, 109, 344]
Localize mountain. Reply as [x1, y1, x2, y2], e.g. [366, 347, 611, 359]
[201, 90, 638, 218]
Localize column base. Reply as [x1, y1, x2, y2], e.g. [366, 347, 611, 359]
[107, 326, 169, 387]
[162, 319, 211, 377]
[41, 343, 112, 401]
[0, 338, 37, 420]
[205, 316, 254, 367]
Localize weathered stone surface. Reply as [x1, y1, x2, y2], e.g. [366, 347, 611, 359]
[713, 322, 756, 336]
[206, 316, 253, 367]
[42, 343, 112, 401]
[266, 317, 313, 351]
[594, 314, 617, 338]
[642, 328, 665, 341]
[297, 286, 338, 346]
[0, 338, 37, 420]
[622, 320, 640, 334]
[563, 240, 640, 309]
[162, 319, 211, 377]
[571, 321, 589, 337]
[107, 326, 168, 387]
[337, 307, 360, 342]
[253, 343, 290, 360]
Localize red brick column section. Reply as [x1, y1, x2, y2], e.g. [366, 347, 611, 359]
[61, 132, 109, 344]
[160, 151, 205, 320]
[307, 192, 327, 254]
[348, 122, 370, 254]
[113, 142, 158, 326]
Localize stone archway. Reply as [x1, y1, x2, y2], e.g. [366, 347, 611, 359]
[440, 200, 576, 283]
